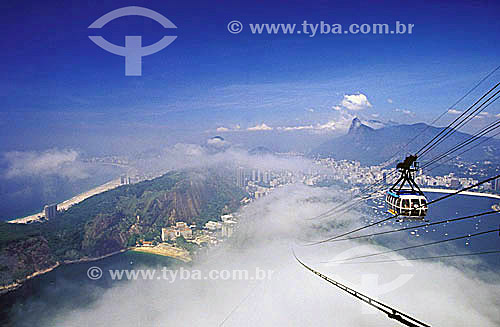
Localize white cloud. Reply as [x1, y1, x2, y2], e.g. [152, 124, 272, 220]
[496, 113, 500, 118]
[140, 143, 314, 175]
[278, 125, 315, 131]
[34, 183, 500, 327]
[387, 98, 393, 104]
[3, 149, 88, 180]
[474, 112, 491, 119]
[213, 124, 243, 133]
[332, 105, 342, 111]
[278, 120, 344, 133]
[395, 108, 415, 116]
[448, 109, 462, 115]
[247, 123, 273, 131]
[307, 108, 315, 113]
[277, 112, 360, 134]
[172, 143, 205, 156]
[315, 120, 346, 131]
[341, 93, 372, 111]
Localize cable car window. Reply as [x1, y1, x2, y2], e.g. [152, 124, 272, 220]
[402, 199, 410, 208]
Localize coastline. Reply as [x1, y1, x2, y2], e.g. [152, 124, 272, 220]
[0, 264, 61, 295]
[421, 188, 500, 200]
[0, 246, 191, 296]
[8, 178, 122, 224]
[0, 248, 128, 296]
[130, 244, 192, 263]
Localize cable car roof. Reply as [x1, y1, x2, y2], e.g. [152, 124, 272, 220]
[387, 190, 426, 197]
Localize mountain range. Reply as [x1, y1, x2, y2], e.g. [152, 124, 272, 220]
[311, 118, 500, 166]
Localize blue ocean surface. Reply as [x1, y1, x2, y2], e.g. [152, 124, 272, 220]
[0, 251, 182, 326]
[367, 193, 500, 269]
[1, 193, 499, 326]
[0, 164, 124, 221]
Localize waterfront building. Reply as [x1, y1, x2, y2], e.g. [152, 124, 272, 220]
[236, 167, 246, 187]
[43, 204, 58, 219]
[222, 220, 237, 238]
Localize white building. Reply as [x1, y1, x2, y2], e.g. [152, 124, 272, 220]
[161, 221, 193, 242]
[222, 220, 237, 238]
[221, 214, 234, 222]
[204, 221, 222, 231]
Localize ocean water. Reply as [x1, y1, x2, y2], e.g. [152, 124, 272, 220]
[1, 194, 499, 326]
[0, 251, 182, 326]
[0, 163, 124, 221]
[367, 193, 500, 269]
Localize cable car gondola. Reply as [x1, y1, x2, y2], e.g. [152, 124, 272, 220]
[386, 155, 428, 218]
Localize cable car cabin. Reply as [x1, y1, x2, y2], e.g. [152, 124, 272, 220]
[387, 155, 428, 218]
[386, 190, 428, 218]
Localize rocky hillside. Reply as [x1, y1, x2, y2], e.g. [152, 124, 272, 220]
[0, 236, 58, 292]
[0, 168, 246, 289]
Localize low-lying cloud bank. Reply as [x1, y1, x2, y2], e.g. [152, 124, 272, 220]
[16, 182, 500, 327]
[2, 149, 89, 180]
[133, 142, 316, 176]
[0, 148, 123, 220]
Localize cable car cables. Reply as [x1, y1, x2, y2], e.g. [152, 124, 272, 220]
[304, 173, 500, 246]
[317, 210, 499, 244]
[293, 250, 432, 327]
[322, 227, 500, 263]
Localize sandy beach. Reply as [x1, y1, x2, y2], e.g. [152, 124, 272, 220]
[131, 244, 192, 263]
[8, 178, 123, 224]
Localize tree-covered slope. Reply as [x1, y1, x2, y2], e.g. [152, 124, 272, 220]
[0, 168, 246, 288]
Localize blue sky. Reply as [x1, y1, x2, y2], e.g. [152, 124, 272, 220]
[1, 0, 499, 154]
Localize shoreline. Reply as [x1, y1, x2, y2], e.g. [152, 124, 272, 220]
[130, 244, 192, 263]
[8, 178, 123, 224]
[421, 188, 500, 200]
[0, 246, 191, 296]
[0, 248, 129, 296]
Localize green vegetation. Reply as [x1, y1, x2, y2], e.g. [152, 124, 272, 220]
[0, 168, 246, 261]
[175, 235, 197, 254]
[0, 222, 41, 248]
